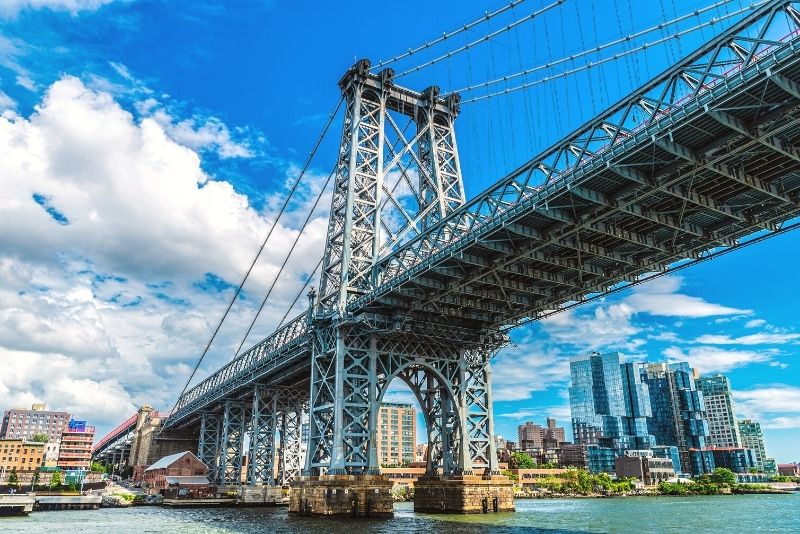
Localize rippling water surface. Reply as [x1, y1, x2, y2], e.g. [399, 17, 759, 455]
[4, 494, 796, 533]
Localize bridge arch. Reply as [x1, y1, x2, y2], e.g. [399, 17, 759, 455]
[374, 357, 464, 476]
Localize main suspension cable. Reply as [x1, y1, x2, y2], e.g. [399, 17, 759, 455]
[447, 0, 742, 96]
[167, 96, 343, 414]
[375, 0, 530, 69]
[396, 0, 565, 79]
[462, 1, 763, 104]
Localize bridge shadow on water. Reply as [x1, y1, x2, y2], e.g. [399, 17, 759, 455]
[193, 505, 596, 534]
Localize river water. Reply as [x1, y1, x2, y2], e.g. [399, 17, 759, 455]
[4, 494, 797, 533]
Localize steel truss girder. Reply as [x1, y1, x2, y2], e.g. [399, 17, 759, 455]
[363, 0, 800, 307]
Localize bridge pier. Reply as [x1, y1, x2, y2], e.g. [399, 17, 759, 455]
[289, 474, 393, 517]
[413, 474, 514, 514]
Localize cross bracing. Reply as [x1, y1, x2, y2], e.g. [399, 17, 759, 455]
[162, 0, 800, 484]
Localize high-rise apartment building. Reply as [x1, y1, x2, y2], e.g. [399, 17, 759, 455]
[57, 419, 95, 471]
[376, 403, 416, 466]
[738, 419, 768, 471]
[696, 374, 742, 448]
[569, 352, 654, 451]
[642, 362, 708, 474]
[517, 418, 566, 450]
[0, 403, 70, 465]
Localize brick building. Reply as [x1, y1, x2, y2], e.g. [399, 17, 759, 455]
[0, 438, 45, 476]
[143, 451, 208, 494]
[517, 418, 566, 450]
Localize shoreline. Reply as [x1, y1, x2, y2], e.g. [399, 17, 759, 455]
[511, 489, 795, 499]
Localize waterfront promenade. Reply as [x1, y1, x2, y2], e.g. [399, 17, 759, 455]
[2, 494, 796, 533]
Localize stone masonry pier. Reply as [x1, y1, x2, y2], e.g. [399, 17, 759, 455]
[414, 474, 515, 514]
[289, 474, 394, 517]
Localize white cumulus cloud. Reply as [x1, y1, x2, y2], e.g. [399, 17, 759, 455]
[0, 76, 327, 433]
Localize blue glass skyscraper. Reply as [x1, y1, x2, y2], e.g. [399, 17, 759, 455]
[569, 352, 655, 454]
[642, 362, 709, 474]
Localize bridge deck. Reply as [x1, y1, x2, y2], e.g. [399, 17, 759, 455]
[357, 33, 800, 330]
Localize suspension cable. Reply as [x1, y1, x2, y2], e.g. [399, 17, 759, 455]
[167, 96, 343, 415]
[462, 1, 763, 104]
[375, 0, 530, 69]
[277, 256, 323, 328]
[396, 0, 565, 78]
[233, 165, 336, 357]
[448, 0, 742, 96]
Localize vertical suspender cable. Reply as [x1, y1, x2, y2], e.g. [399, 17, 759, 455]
[166, 96, 343, 418]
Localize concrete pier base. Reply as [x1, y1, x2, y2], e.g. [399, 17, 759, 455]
[289, 474, 394, 517]
[239, 485, 286, 506]
[413, 474, 515, 514]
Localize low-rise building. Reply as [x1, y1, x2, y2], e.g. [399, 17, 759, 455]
[652, 446, 683, 475]
[689, 446, 756, 474]
[143, 451, 208, 494]
[777, 463, 799, 477]
[615, 453, 675, 486]
[164, 476, 212, 499]
[0, 438, 45, 475]
[556, 443, 588, 469]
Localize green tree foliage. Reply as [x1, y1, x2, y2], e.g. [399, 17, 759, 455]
[708, 467, 737, 486]
[30, 433, 49, 443]
[8, 467, 19, 489]
[50, 470, 62, 489]
[90, 461, 107, 474]
[509, 452, 536, 469]
[501, 469, 519, 483]
[658, 480, 721, 495]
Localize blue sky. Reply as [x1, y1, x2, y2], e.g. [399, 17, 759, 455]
[0, 0, 797, 462]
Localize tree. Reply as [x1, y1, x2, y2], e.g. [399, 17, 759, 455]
[50, 470, 62, 489]
[8, 467, 19, 490]
[509, 451, 536, 469]
[30, 433, 48, 443]
[708, 467, 737, 486]
[90, 461, 107, 474]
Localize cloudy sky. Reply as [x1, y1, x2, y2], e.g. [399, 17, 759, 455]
[0, 0, 798, 462]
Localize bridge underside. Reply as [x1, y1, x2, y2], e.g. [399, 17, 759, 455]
[361, 61, 800, 331]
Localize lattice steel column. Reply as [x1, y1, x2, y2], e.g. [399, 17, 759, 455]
[306, 325, 377, 475]
[417, 88, 465, 231]
[463, 355, 500, 475]
[218, 401, 247, 486]
[248, 387, 278, 485]
[278, 401, 304, 484]
[318, 60, 387, 313]
[198, 412, 222, 482]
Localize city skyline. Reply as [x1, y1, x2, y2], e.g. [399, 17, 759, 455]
[0, 0, 798, 469]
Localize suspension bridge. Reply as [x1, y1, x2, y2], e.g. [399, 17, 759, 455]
[149, 0, 800, 516]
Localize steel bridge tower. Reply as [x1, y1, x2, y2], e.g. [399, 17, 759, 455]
[290, 59, 513, 516]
